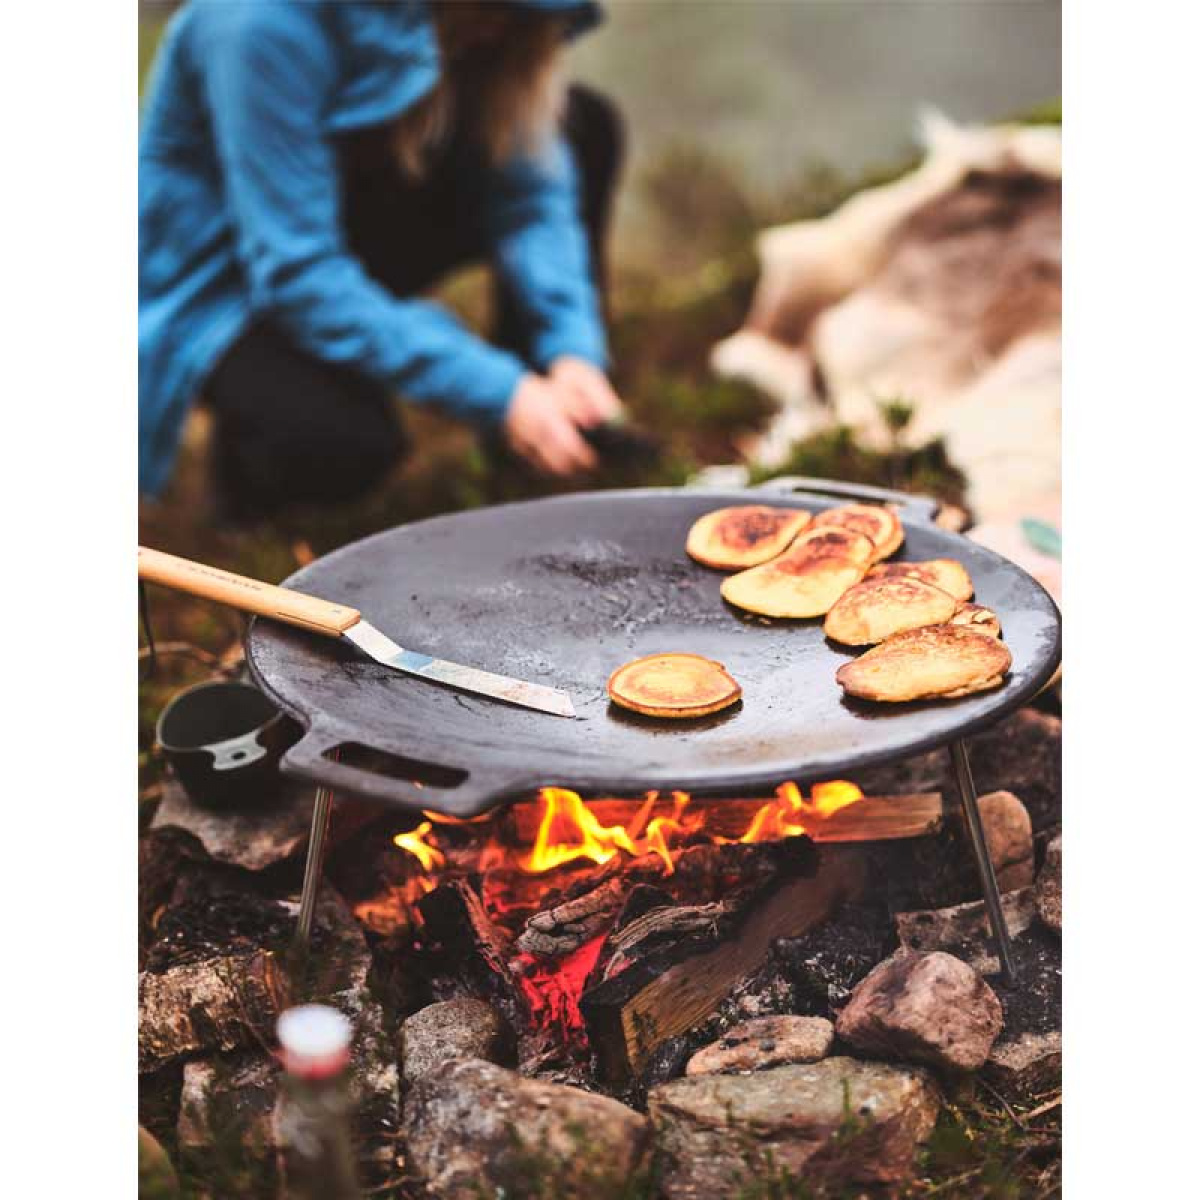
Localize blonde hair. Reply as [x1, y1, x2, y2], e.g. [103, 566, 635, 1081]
[392, 2, 567, 178]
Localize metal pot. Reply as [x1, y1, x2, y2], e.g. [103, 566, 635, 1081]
[156, 680, 301, 809]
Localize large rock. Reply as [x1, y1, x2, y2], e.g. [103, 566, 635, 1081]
[836, 951, 1003, 1072]
[978, 790, 1035, 891]
[650, 1057, 940, 1196]
[1036, 834, 1062, 933]
[403, 1059, 651, 1199]
[686, 1015, 834, 1076]
[400, 999, 516, 1086]
[151, 775, 377, 872]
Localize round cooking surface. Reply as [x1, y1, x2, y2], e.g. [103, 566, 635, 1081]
[246, 486, 1061, 816]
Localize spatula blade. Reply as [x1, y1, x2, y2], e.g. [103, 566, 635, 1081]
[343, 621, 576, 718]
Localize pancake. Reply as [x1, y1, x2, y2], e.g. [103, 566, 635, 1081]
[686, 505, 812, 570]
[865, 558, 974, 604]
[835, 624, 1012, 703]
[812, 504, 904, 563]
[720, 526, 874, 618]
[824, 576, 958, 646]
[948, 603, 1002, 639]
[607, 652, 743, 719]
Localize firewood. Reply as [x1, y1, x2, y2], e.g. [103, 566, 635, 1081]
[418, 880, 529, 1027]
[516, 841, 817, 961]
[581, 845, 869, 1083]
[138, 949, 288, 1073]
[517, 875, 632, 957]
[508, 793, 942, 846]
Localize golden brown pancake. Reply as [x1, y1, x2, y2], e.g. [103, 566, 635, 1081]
[685, 505, 812, 570]
[824, 576, 958, 646]
[835, 625, 1012, 703]
[948, 603, 1002, 639]
[865, 558, 974, 604]
[812, 504, 904, 563]
[607, 653, 742, 719]
[720, 526, 874, 618]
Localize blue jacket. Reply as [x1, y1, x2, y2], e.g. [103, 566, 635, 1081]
[139, 0, 605, 496]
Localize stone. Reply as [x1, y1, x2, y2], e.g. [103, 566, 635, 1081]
[685, 1015, 834, 1076]
[836, 951, 1003, 1072]
[984, 1030, 1062, 1096]
[649, 1057, 941, 1196]
[139, 950, 288, 1073]
[1036, 834, 1062, 933]
[400, 999, 516, 1086]
[138, 1126, 180, 1200]
[896, 888, 1036, 975]
[978, 790, 1035, 891]
[178, 1054, 279, 1194]
[403, 1059, 651, 1199]
[151, 774, 377, 872]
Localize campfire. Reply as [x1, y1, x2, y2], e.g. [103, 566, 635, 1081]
[349, 780, 945, 1081]
[140, 708, 1062, 1196]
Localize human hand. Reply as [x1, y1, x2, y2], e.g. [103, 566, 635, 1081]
[503, 373, 598, 476]
[547, 357, 624, 428]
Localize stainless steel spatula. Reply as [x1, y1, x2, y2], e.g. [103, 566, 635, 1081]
[137, 546, 576, 718]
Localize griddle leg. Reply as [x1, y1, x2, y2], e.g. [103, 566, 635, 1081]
[293, 786, 333, 955]
[949, 740, 1018, 986]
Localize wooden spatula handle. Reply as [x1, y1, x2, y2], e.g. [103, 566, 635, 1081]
[137, 546, 360, 637]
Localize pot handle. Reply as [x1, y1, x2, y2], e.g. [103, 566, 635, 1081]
[751, 475, 940, 525]
[207, 731, 269, 772]
[279, 723, 524, 819]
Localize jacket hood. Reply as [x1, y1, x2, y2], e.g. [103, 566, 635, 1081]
[507, 0, 603, 39]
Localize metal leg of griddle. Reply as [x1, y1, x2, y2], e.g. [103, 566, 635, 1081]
[293, 786, 333, 955]
[949, 739, 1018, 987]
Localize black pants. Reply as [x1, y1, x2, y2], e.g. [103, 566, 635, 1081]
[206, 86, 623, 517]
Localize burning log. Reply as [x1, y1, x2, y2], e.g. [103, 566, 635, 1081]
[581, 843, 870, 1083]
[417, 880, 529, 1027]
[517, 875, 633, 957]
[138, 950, 289, 1073]
[516, 838, 835, 961]
[507, 791, 943, 847]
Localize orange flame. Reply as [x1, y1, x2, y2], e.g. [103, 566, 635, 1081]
[392, 820, 445, 872]
[390, 782, 865, 881]
[724, 779, 864, 844]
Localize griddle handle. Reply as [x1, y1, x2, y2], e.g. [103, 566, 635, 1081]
[751, 476, 940, 525]
[279, 724, 524, 820]
[138, 546, 361, 637]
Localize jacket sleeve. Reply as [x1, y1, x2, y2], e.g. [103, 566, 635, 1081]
[484, 137, 609, 372]
[197, 9, 526, 424]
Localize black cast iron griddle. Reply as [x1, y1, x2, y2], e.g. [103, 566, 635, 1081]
[246, 478, 1062, 817]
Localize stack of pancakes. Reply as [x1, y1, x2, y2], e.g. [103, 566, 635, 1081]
[686, 502, 1010, 703]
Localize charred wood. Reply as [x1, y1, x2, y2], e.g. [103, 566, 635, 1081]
[582, 842, 869, 1083]
[417, 880, 529, 1028]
